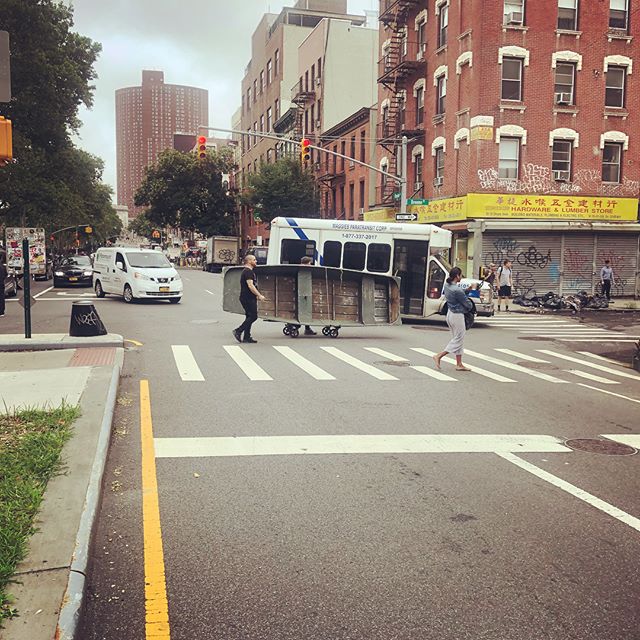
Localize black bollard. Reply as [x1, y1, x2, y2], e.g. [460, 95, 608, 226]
[69, 300, 108, 337]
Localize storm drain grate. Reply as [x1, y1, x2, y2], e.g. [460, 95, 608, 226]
[564, 438, 637, 456]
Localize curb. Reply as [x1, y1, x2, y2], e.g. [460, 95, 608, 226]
[55, 355, 122, 640]
[0, 334, 124, 352]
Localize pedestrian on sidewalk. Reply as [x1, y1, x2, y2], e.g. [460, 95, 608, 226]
[0, 252, 6, 317]
[233, 254, 266, 344]
[433, 267, 473, 372]
[600, 259, 614, 301]
[497, 259, 513, 312]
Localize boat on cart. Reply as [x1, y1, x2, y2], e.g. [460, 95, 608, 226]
[223, 265, 401, 337]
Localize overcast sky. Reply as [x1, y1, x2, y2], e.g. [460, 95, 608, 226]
[69, 0, 377, 202]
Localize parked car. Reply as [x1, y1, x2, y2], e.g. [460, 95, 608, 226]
[53, 255, 94, 287]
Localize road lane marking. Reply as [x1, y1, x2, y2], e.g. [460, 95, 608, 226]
[559, 339, 639, 343]
[321, 347, 398, 380]
[463, 349, 569, 384]
[539, 350, 640, 380]
[497, 452, 640, 533]
[365, 347, 456, 381]
[140, 380, 171, 639]
[171, 345, 205, 381]
[224, 345, 273, 381]
[565, 369, 619, 385]
[33, 285, 53, 299]
[578, 352, 632, 367]
[273, 346, 335, 380]
[577, 384, 640, 405]
[154, 434, 571, 458]
[205, 289, 215, 295]
[602, 434, 640, 449]
[365, 347, 409, 362]
[411, 348, 515, 382]
[125, 338, 144, 347]
[494, 349, 549, 363]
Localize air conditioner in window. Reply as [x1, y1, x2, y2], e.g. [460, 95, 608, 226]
[315, 77, 321, 86]
[505, 11, 524, 24]
[555, 92, 572, 105]
[414, 181, 424, 192]
[553, 170, 570, 182]
[433, 176, 444, 187]
[316, 119, 321, 128]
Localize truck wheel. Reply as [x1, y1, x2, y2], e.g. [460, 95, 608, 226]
[123, 284, 134, 303]
[95, 281, 106, 298]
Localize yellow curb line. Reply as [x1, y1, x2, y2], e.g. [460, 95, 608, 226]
[126, 339, 144, 346]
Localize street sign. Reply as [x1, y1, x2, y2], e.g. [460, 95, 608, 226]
[395, 213, 418, 222]
[0, 31, 10, 103]
[407, 199, 430, 205]
[392, 192, 401, 202]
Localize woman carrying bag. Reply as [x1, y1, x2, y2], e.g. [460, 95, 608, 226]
[433, 267, 473, 372]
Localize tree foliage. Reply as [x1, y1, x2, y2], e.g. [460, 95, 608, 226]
[134, 149, 237, 237]
[0, 0, 120, 243]
[244, 158, 319, 224]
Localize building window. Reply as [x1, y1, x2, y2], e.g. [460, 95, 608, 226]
[340, 140, 346, 170]
[350, 135, 356, 165]
[349, 183, 355, 218]
[247, 88, 251, 107]
[333, 145, 338, 173]
[266, 59, 272, 85]
[610, 0, 629, 29]
[416, 87, 424, 124]
[499, 137, 520, 179]
[434, 147, 445, 182]
[267, 149, 273, 164]
[360, 130, 366, 162]
[305, 70, 309, 92]
[359, 179, 366, 210]
[605, 66, 625, 107]
[551, 139, 572, 180]
[253, 80, 257, 101]
[310, 104, 315, 132]
[260, 114, 264, 132]
[558, 0, 578, 30]
[414, 153, 423, 190]
[554, 62, 576, 105]
[437, 3, 449, 48]
[501, 57, 523, 101]
[504, 0, 525, 25]
[317, 57, 322, 79]
[311, 63, 316, 88]
[274, 99, 279, 120]
[260, 71, 264, 93]
[275, 49, 280, 77]
[602, 142, 622, 182]
[417, 19, 427, 56]
[436, 75, 446, 115]
[266, 107, 272, 132]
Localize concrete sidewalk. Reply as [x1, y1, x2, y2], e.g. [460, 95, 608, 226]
[0, 340, 124, 640]
[0, 333, 123, 352]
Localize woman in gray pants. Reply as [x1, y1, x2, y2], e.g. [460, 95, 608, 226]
[433, 267, 473, 372]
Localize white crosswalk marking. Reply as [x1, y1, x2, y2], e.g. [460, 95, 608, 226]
[602, 434, 640, 448]
[577, 352, 629, 367]
[561, 339, 639, 343]
[223, 345, 273, 381]
[566, 369, 619, 385]
[365, 348, 457, 381]
[411, 348, 516, 383]
[171, 345, 205, 381]
[494, 349, 549, 363]
[364, 347, 409, 361]
[578, 384, 640, 405]
[463, 349, 569, 384]
[321, 347, 398, 381]
[273, 346, 335, 380]
[538, 350, 640, 380]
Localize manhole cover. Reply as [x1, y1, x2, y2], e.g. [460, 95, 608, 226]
[190, 319, 219, 325]
[374, 360, 411, 367]
[564, 438, 637, 456]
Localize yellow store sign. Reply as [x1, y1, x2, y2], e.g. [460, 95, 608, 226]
[364, 194, 639, 224]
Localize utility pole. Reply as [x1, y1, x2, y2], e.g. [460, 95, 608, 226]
[399, 136, 408, 216]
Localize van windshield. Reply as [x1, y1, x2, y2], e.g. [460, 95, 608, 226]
[126, 252, 171, 268]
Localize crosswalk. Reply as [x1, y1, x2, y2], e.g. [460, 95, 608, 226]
[478, 315, 639, 343]
[170, 342, 640, 399]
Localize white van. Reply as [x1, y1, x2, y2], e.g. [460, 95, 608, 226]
[92, 247, 183, 303]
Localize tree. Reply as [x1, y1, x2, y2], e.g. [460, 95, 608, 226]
[244, 158, 319, 224]
[134, 149, 237, 237]
[128, 212, 155, 240]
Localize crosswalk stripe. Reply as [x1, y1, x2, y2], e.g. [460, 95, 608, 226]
[321, 347, 398, 381]
[602, 434, 640, 448]
[559, 339, 639, 343]
[364, 347, 409, 362]
[516, 329, 618, 334]
[463, 349, 569, 383]
[411, 348, 516, 382]
[578, 384, 640, 405]
[171, 345, 205, 381]
[365, 347, 457, 381]
[494, 349, 549, 363]
[577, 351, 631, 367]
[566, 369, 619, 385]
[538, 350, 640, 380]
[273, 346, 335, 380]
[530, 334, 621, 339]
[223, 345, 273, 381]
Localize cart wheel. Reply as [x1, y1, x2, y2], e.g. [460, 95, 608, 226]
[290, 326, 299, 338]
[329, 328, 339, 338]
[283, 325, 291, 336]
[322, 326, 331, 336]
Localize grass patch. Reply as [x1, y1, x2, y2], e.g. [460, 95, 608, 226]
[0, 406, 79, 624]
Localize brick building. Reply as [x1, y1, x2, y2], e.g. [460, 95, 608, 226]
[368, 0, 640, 298]
[116, 70, 208, 218]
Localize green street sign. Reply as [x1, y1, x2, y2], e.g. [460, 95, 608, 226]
[407, 199, 430, 205]
[392, 192, 401, 201]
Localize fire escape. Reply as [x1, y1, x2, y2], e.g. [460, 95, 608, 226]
[377, 0, 425, 205]
[291, 79, 316, 139]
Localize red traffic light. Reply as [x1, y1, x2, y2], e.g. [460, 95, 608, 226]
[198, 136, 207, 145]
[300, 138, 311, 165]
[301, 138, 310, 146]
[197, 135, 207, 159]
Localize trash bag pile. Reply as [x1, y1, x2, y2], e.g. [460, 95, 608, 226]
[513, 290, 609, 311]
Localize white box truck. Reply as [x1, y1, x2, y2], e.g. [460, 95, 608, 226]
[205, 236, 240, 272]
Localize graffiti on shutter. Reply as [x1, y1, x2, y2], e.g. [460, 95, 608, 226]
[562, 234, 595, 295]
[595, 234, 639, 298]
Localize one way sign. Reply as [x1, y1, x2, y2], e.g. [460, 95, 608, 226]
[395, 213, 418, 222]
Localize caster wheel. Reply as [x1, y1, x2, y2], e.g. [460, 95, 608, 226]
[289, 326, 299, 338]
[322, 326, 331, 336]
[283, 325, 291, 336]
[329, 328, 339, 338]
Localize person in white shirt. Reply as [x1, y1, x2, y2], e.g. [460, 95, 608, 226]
[600, 260, 614, 301]
[497, 259, 513, 312]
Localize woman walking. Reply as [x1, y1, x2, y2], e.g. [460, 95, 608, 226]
[433, 267, 473, 372]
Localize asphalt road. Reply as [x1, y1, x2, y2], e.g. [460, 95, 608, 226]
[3, 272, 640, 639]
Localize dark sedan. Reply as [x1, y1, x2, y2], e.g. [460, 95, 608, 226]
[53, 255, 94, 287]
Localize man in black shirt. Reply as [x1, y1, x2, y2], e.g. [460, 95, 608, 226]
[232, 254, 265, 343]
[0, 253, 6, 317]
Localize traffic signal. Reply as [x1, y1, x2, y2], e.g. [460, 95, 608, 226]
[0, 116, 12, 163]
[84, 226, 93, 234]
[300, 138, 311, 166]
[197, 135, 207, 160]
